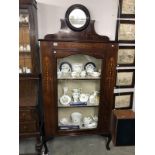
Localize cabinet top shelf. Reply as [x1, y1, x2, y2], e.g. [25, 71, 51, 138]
[58, 77, 101, 80]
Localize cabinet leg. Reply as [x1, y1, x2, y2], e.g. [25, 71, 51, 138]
[35, 136, 42, 154]
[106, 135, 112, 150]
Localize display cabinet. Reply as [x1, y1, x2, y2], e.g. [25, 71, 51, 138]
[39, 11, 118, 152]
[19, 0, 40, 153]
[19, 0, 39, 75]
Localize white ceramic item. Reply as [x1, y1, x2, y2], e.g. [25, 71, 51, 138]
[79, 93, 89, 102]
[57, 69, 62, 78]
[85, 122, 97, 128]
[90, 72, 101, 77]
[60, 95, 71, 106]
[72, 92, 80, 102]
[71, 71, 80, 78]
[83, 117, 92, 126]
[26, 44, 31, 52]
[88, 91, 99, 105]
[85, 63, 96, 74]
[71, 112, 82, 125]
[60, 118, 69, 125]
[80, 71, 86, 77]
[26, 68, 31, 73]
[61, 63, 71, 73]
[72, 63, 83, 73]
[19, 45, 24, 51]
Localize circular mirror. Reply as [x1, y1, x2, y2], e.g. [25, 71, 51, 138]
[65, 4, 90, 31]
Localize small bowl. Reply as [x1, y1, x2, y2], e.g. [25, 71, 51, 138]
[60, 118, 69, 125]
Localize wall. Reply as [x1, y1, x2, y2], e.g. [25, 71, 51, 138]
[36, 0, 119, 40]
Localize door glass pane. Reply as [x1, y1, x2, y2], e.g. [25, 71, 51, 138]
[57, 54, 102, 130]
[19, 9, 32, 74]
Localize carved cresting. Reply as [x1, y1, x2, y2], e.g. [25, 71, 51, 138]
[106, 57, 115, 88]
[43, 56, 50, 92]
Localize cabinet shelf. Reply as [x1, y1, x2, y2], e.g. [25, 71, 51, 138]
[19, 51, 31, 54]
[58, 104, 99, 108]
[58, 126, 97, 131]
[58, 77, 101, 80]
[19, 23, 29, 27]
[19, 73, 40, 80]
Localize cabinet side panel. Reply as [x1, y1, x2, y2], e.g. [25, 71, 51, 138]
[40, 41, 56, 136]
[100, 43, 118, 132]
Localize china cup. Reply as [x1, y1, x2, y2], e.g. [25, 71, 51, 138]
[72, 63, 83, 73]
[71, 112, 82, 125]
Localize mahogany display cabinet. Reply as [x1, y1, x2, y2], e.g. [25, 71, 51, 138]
[39, 7, 118, 152]
[19, 0, 41, 153]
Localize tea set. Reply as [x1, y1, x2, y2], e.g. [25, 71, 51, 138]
[59, 87, 99, 106]
[60, 112, 98, 128]
[58, 61, 101, 78]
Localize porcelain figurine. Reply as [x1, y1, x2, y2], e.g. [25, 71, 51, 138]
[88, 91, 99, 105]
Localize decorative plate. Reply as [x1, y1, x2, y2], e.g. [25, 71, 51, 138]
[59, 62, 72, 73]
[60, 95, 71, 106]
[84, 62, 96, 73]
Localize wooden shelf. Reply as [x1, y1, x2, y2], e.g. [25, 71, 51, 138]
[19, 51, 31, 54]
[19, 22, 29, 27]
[19, 73, 40, 80]
[58, 77, 101, 80]
[58, 104, 99, 108]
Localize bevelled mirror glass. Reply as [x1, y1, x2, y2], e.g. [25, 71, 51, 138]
[65, 4, 90, 31]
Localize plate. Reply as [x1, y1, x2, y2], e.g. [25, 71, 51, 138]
[84, 62, 96, 73]
[59, 62, 72, 73]
[60, 95, 71, 106]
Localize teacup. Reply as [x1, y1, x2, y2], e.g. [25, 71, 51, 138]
[80, 71, 86, 77]
[72, 63, 83, 73]
[71, 72, 80, 78]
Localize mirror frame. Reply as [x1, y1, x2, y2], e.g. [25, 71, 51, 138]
[65, 4, 90, 31]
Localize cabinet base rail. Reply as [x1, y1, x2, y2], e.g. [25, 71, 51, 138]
[38, 134, 111, 154]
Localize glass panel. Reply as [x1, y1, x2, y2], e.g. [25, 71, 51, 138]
[57, 54, 102, 130]
[19, 9, 32, 74]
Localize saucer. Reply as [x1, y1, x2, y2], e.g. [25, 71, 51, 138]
[90, 72, 101, 77]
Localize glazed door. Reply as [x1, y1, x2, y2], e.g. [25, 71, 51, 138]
[53, 50, 106, 133]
